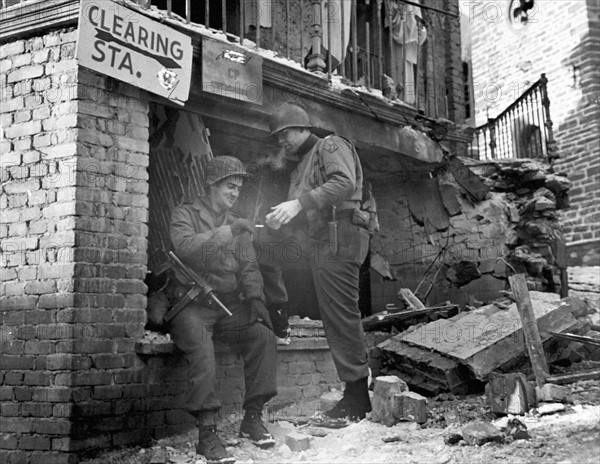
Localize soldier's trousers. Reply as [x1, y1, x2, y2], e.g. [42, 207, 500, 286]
[258, 216, 371, 383]
[167, 300, 278, 425]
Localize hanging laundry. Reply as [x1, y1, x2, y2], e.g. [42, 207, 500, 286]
[387, 0, 427, 104]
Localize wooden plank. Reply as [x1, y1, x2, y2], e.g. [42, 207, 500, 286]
[546, 369, 600, 385]
[509, 274, 549, 388]
[362, 305, 457, 331]
[398, 288, 426, 310]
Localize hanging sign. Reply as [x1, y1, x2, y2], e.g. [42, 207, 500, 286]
[76, 0, 192, 105]
[202, 37, 263, 105]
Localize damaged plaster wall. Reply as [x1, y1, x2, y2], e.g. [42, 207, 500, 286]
[368, 158, 570, 311]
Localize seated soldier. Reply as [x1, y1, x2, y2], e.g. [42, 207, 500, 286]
[168, 156, 278, 464]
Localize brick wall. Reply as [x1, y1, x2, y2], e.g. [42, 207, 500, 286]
[135, 324, 343, 439]
[466, 0, 600, 263]
[1, 28, 149, 463]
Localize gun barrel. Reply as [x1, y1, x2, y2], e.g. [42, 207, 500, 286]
[210, 293, 233, 316]
[165, 249, 232, 316]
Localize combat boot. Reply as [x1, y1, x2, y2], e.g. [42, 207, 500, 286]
[325, 376, 371, 421]
[239, 408, 276, 448]
[196, 426, 235, 464]
[267, 304, 290, 340]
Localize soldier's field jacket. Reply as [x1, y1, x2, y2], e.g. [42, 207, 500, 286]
[169, 197, 265, 303]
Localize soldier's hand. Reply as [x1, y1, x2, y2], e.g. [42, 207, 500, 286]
[249, 299, 273, 330]
[230, 218, 254, 236]
[265, 199, 302, 229]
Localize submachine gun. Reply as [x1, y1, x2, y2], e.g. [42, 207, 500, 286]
[158, 247, 232, 323]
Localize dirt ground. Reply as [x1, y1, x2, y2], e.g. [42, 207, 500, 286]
[80, 380, 600, 464]
[80, 268, 600, 464]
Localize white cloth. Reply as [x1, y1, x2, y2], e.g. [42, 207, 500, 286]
[387, 0, 427, 104]
[320, 0, 352, 67]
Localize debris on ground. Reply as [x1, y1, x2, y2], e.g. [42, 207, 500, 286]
[378, 293, 588, 394]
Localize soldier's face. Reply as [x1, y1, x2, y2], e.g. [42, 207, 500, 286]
[276, 127, 309, 155]
[210, 176, 244, 213]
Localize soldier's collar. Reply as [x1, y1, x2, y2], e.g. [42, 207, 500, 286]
[296, 134, 319, 158]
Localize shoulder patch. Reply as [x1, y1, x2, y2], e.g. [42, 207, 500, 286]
[322, 138, 339, 153]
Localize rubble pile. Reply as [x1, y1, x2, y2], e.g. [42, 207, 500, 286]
[472, 160, 571, 294]
[377, 292, 587, 394]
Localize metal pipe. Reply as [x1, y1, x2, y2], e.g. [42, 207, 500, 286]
[387, 0, 394, 89]
[415, 24, 420, 110]
[186, 0, 190, 24]
[366, 22, 371, 90]
[376, 0, 383, 89]
[300, 0, 304, 64]
[340, 0, 345, 77]
[240, 0, 245, 44]
[327, 0, 332, 78]
[352, 0, 358, 82]
[271, 0, 276, 51]
[256, 0, 261, 48]
[222, 0, 227, 33]
[206, 0, 210, 28]
[167, 0, 172, 18]
[286, 0, 290, 59]
[401, 5, 406, 101]
[431, 33, 437, 117]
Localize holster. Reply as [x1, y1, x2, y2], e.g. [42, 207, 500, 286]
[351, 209, 370, 229]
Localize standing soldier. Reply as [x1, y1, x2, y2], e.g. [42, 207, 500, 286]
[169, 156, 277, 464]
[265, 104, 372, 421]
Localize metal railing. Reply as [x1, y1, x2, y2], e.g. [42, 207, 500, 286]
[469, 74, 556, 161]
[145, 0, 452, 112]
[0, 0, 456, 113]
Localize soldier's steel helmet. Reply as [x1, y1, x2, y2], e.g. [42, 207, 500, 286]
[204, 156, 248, 185]
[269, 103, 311, 136]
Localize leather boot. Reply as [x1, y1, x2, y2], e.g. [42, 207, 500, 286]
[239, 407, 276, 448]
[196, 426, 235, 464]
[325, 376, 371, 421]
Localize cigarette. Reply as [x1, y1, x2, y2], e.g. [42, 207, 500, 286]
[255, 224, 264, 228]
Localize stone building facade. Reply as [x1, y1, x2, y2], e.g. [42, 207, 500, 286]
[462, 0, 600, 265]
[0, 1, 571, 463]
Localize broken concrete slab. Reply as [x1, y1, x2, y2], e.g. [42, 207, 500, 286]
[396, 126, 444, 164]
[461, 421, 503, 446]
[393, 391, 428, 424]
[371, 375, 408, 426]
[284, 431, 310, 452]
[378, 343, 473, 395]
[536, 383, 572, 403]
[380, 292, 580, 387]
[536, 403, 566, 416]
[486, 372, 537, 415]
[407, 175, 450, 234]
[443, 429, 463, 445]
